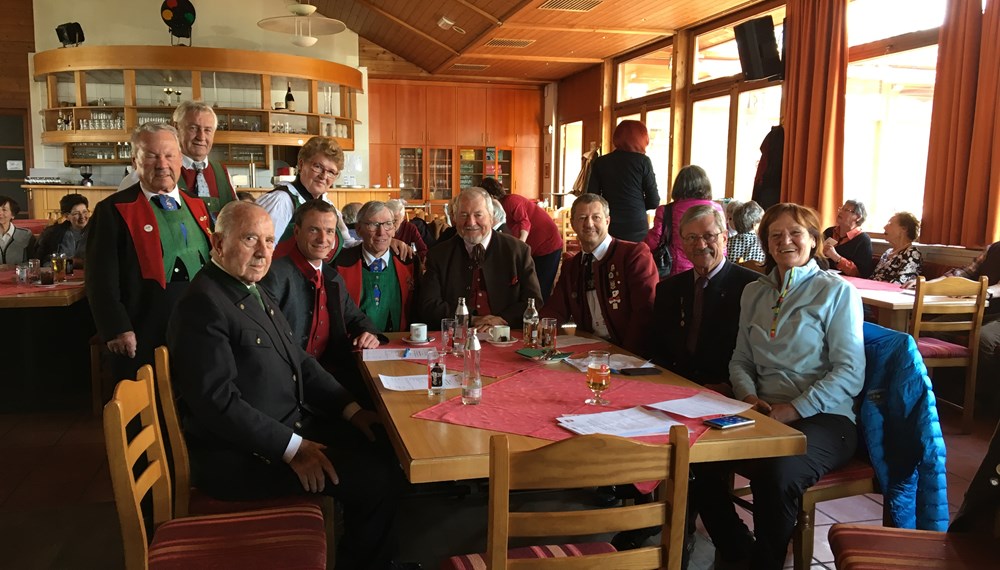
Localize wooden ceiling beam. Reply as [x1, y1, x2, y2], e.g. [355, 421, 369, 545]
[452, 0, 503, 26]
[500, 23, 672, 36]
[460, 53, 602, 63]
[351, 0, 461, 58]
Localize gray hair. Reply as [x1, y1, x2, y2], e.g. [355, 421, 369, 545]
[172, 100, 219, 129]
[385, 199, 405, 215]
[724, 199, 744, 219]
[131, 123, 180, 158]
[357, 200, 390, 223]
[679, 204, 726, 235]
[214, 201, 266, 236]
[458, 187, 494, 215]
[844, 199, 868, 225]
[570, 193, 610, 218]
[733, 200, 764, 234]
[491, 198, 506, 226]
[341, 202, 363, 224]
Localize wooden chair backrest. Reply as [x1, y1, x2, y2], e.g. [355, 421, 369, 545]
[487, 426, 690, 569]
[154, 345, 192, 517]
[737, 258, 766, 274]
[104, 365, 173, 570]
[909, 276, 988, 348]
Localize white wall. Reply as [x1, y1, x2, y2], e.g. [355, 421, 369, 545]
[30, 0, 368, 186]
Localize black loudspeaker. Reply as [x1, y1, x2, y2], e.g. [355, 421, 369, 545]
[55, 22, 85, 47]
[734, 16, 783, 80]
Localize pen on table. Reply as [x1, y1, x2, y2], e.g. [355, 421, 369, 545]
[402, 348, 411, 358]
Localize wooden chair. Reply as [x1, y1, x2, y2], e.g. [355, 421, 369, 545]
[909, 276, 988, 433]
[104, 365, 327, 570]
[829, 523, 996, 569]
[736, 258, 766, 273]
[445, 426, 691, 569]
[153, 346, 337, 565]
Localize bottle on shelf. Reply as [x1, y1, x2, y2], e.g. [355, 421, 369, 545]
[454, 297, 470, 356]
[523, 297, 539, 348]
[461, 333, 482, 405]
[387, 173, 393, 188]
[427, 348, 445, 396]
[284, 82, 296, 112]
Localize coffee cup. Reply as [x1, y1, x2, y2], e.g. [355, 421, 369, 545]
[410, 323, 428, 342]
[490, 325, 511, 342]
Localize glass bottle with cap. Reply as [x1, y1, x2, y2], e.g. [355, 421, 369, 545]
[461, 333, 482, 405]
[522, 297, 539, 348]
[427, 348, 445, 396]
[454, 297, 470, 356]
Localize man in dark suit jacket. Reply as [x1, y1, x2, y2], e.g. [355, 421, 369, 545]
[167, 201, 403, 570]
[418, 187, 541, 330]
[86, 123, 213, 381]
[260, 200, 383, 406]
[542, 193, 657, 357]
[652, 204, 760, 390]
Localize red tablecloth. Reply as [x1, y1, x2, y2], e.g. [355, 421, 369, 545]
[842, 275, 904, 292]
[0, 270, 85, 297]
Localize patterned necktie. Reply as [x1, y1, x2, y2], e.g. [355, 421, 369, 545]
[370, 258, 385, 272]
[152, 195, 187, 244]
[686, 276, 708, 354]
[247, 284, 265, 310]
[370, 258, 384, 306]
[471, 243, 486, 268]
[582, 253, 595, 291]
[193, 162, 210, 198]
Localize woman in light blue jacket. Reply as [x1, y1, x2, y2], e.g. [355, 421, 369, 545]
[692, 203, 865, 570]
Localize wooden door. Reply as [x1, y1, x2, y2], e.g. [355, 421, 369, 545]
[455, 87, 486, 147]
[395, 84, 426, 145]
[513, 147, 540, 200]
[369, 143, 399, 189]
[514, 89, 543, 148]
[425, 85, 456, 146]
[368, 82, 396, 144]
[486, 89, 515, 147]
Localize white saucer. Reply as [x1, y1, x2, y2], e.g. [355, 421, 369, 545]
[402, 336, 435, 345]
[486, 339, 519, 347]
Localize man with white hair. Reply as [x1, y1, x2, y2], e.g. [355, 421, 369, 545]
[385, 199, 428, 260]
[417, 187, 541, 330]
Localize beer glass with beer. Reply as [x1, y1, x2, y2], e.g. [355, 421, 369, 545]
[585, 350, 611, 405]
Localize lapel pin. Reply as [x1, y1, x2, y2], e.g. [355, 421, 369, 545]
[143, 224, 154, 232]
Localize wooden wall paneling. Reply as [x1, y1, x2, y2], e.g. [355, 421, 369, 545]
[74, 71, 86, 107]
[368, 81, 396, 144]
[261, 75, 272, 112]
[369, 143, 399, 189]
[556, 65, 602, 124]
[0, 0, 33, 111]
[456, 86, 486, 146]
[46, 76, 59, 108]
[486, 88, 515, 147]
[395, 83, 426, 144]
[512, 146, 540, 199]
[424, 84, 456, 146]
[513, 89, 542, 148]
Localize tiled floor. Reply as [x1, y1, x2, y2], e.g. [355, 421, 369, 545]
[0, 405, 994, 569]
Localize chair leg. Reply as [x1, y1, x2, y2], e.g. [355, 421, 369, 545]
[793, 502, 816, 570]
[320, 496, 337, 569]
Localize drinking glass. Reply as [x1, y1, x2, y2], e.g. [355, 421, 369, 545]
[585, 350, 611, 405]
[441, 318, 458, 355]
[51, 253, 66, 282]
[539, 317, 558, 354]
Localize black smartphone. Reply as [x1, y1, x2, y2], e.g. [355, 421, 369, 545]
[619, 367, 660, 376]
[703, 415, 756, 429]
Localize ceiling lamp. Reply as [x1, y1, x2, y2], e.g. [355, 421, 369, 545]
[258, 2, 346, 47]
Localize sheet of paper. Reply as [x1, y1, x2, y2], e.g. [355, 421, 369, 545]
[557, 406, 680, 437]
[647, 391, 752, 419]
[555, 334, 605, 349]
[563, 354, 653, 373]
[362, 347, 433, 361]
[378, 373, 462, 391]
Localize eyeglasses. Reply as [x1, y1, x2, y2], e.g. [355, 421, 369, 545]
[68, 210, 90, 217]
[361, 221, 395, 231]
[681, 232, 722, 244]
[839, 207, 856, 215]
[308, 162, 340, 179]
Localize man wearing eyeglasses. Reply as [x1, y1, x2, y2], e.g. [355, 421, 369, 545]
[37, 193, 90, 268]
[541, 193, 657, 357]
[652, 204, 760, 390]
[334, 200, 419, 334]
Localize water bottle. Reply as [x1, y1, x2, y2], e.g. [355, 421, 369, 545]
[427, 348, 445, 396]
[522, 298, 539, 348]
[454, 297, 470, 356]
[462, 333, 482, 405]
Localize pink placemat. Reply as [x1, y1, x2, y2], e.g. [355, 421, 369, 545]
[412, 367, 713, 446]
[842, 276, 904, 292]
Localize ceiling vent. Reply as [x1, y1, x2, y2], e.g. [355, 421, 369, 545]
[538, 0, 603, 12]
[484, 38, 536, 48]
[452, 63, 490, 71]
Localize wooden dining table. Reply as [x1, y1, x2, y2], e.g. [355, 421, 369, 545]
[360, 332, 807, 484]
[843, 276, 984, 331]
[0, 269, 86, 308]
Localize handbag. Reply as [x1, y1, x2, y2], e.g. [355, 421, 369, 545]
[650, 203, 673, 279]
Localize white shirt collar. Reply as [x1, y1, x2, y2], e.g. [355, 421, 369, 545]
[361, 247, 391, 268]
[696, 258, 727, 283]
[1, 222, 14, 240]
[181, 155, 206, 170]
[587, 234, 614, 261]
[142, 185, 183, 205]
[463, 230, 493, 255]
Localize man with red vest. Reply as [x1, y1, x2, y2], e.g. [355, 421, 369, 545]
[118, 101, 236, 222]
[260, 200, 383, 405]
[87, 123, 213, 381]
[335, 200, 419, 333]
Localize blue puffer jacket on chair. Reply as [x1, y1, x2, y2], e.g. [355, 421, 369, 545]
[861, 322, 949, 530]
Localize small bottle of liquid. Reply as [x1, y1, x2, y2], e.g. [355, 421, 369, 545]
[284, 82, 296, 112]
[523, 297, 539, 348]
[454, 297, 470, 356]
[462, 333, 482, 405]
[427, 348, 445, 396]
[387, 173, 393, 188]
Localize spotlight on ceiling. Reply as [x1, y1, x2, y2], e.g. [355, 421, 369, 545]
[55, 22, 85, 47]
[437, 16, 455, 30]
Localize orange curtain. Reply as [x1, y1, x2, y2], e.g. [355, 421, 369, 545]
[962, 0, 1000, 246]
[920, 0, 982, 246]
[781, 0, 848, 229]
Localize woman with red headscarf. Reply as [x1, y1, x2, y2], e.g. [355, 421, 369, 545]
[586, 120, 660, 243]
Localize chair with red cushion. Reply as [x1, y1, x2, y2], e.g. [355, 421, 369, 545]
[909, 276, 988, 433]
[443, 426, 690, 570]
[104, 364, 327, 570]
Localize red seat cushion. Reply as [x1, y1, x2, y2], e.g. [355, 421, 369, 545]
[188, 487, 325, 515]
[148, 505, 327, 569]
[443, 542, 617, 569]
[829, 523, 994, 569]
[916, 337, 970, 359]
[812, 458, 875, 489]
